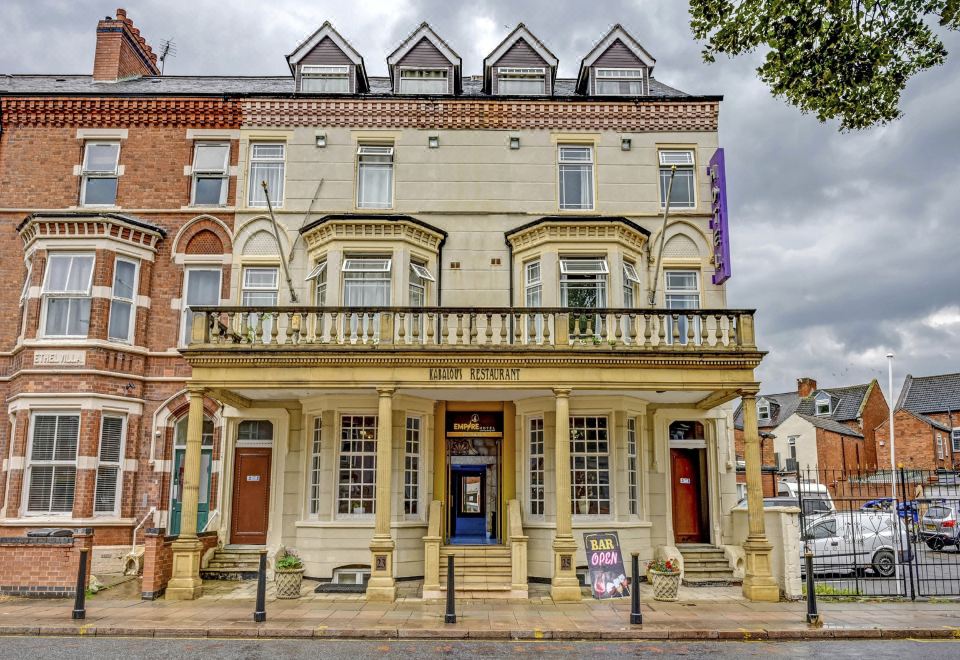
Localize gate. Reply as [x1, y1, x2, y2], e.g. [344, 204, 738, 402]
[796, 467, 960, 598]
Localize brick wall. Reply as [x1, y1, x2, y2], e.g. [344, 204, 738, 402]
[733, 428, 778, 466]
[857, 382, 889, 468]
[876, 410, 958, 470]
[815, 428, 868, 473]
[141, 528, 218, 600]
[0, 529, 93, 597]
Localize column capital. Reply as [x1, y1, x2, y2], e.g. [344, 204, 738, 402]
[377, 386, 396, 397]
[553, 387, 572, 398]
[738, 388, 759, 401]
[186, 385, 206, 397]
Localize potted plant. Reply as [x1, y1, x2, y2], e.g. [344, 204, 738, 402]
[647, 557, 681, 602]
[275, 549, 305, 599]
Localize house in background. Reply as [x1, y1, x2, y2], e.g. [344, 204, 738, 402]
[735, 377, 889, 480]
[876, 373, 960, 470]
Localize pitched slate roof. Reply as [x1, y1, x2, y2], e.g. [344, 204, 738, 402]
[897, 373, 960, 415]
[735, 381, 875, 431]
[796, 414, 864, 438]
[0, 74, 693, 99]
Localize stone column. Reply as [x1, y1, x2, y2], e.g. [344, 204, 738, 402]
[166, 387, 205, 600]
[740, 391, 779, 602]
[551, 387, 581, 601]
[367, 386, 396, 602]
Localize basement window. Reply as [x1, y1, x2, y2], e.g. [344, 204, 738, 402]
[332, 567, 370, 585]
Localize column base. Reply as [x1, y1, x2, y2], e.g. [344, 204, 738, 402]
[551, 536, 582, 602]
[742, 536, 779, 602]
[165, 537, 203, 601]
[367, 535, 396, 602]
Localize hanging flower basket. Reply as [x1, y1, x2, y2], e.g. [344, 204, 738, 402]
[275, 549, 305, 599]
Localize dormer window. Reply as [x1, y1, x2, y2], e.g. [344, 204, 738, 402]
[757, 399, 771, 423]
[595, 68, 644, 96]
[497, 67, 546, 95]
[815, 393, 832, 416]
[398, 69, 448, 94]
[300, 65, 350, 93]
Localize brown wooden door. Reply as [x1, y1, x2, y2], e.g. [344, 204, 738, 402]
[671, 449, 705, 543]
[230, 447, 271, 545]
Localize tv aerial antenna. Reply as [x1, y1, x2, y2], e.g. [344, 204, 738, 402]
[158, 39, 178, 74]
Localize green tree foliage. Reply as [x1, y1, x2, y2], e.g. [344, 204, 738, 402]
[689, 1, 960, 130]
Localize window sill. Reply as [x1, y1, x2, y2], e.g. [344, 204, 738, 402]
[181, 205, 236, 212]
[1, 517, 136, 526]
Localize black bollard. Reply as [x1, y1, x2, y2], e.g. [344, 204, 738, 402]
[444, 554, 456, 624]
[72, 548, 89, 620]
[254, 549, 267, 623]
[804, 546, 819, 625]
[630, 552, 642, 625]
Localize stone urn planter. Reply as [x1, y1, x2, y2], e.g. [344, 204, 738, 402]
[649, 569, 681, 601]
[275, 549, 304, 599]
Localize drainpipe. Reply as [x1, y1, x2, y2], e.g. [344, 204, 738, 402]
[505, 234, 515, 337]
[437, 233, 446, 307]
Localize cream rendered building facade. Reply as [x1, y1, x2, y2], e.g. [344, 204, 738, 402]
[167, 22, 777, 604]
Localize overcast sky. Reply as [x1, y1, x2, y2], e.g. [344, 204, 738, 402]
[3, 1, 959, 401]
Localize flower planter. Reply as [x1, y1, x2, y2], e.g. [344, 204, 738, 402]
[275, 567, 305, 599]
[650, 569, 681, 601]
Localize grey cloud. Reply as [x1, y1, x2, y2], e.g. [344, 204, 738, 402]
[2, 0, 958, 399]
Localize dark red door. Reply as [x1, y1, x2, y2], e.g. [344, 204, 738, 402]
[671, 449, 705, 543]
[230, 447, 271, 545]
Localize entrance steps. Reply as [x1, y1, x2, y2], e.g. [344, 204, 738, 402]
[677, 544, 739, 586]
[200, 547, 261, 580]
[438, 544, 514, 597]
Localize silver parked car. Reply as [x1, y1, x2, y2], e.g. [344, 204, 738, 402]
[919, 503, 959, 551]
[801, 511, 905, 578]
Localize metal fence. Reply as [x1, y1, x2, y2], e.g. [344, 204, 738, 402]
[795, 467, 960, 598]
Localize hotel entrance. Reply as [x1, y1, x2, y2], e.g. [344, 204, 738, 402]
[437, 402, 515, 545]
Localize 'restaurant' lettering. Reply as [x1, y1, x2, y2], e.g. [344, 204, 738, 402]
[429, 367, 521, 381]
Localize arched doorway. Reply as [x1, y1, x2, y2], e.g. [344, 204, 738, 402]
[169, 416, 214, 536]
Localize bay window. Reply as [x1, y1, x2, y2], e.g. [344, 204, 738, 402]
[560, 258, 608, 334]
[80, 142, 120, 206]
[357, 145, 394, 209]
[570, 416, 610, 515]
[26, 414, 79, 514]
[191, 142, 230, 206]
[343, 257, 391, 307]
[247, 143, 285, 207]
[558, 145, 594, 211]
[108, 258, 138, 343]
[337, 415, 378, 516]
[306, 260, 328, 305]
[42, 253, 94, 338]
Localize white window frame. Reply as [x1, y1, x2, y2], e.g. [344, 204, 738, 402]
[757, 399, 771, 423]
[570, 416, 611, 517]
[937, 434, 945, 460]
[664, 270, 701, 344]
[80, 141, 120, 207]
[560, 258, 608, 316]
[300, 64, 350, 94]
[403, 416, 422, 518]
[815, 393, 832, 416]
[409, 262, 435, 282]
[336, 414, 378, 518]
[107, 257, 139, 343]
[241, 267, 279, 305]
[952, 428, 960, 453]
[622, 261, 640, 308]
[307, 261, 328, 306]
[398, 67, 448, 94]
[309, 416, 322, 516]
[94, 415, 126, 516]
[528, 417, 545, 517]
[247, 142, 285, 208]
[180, 267, 222, 348]
[497, 67, 546, 95]
[41, 253, 95, 339]
[658, 149, 696, 209]
[627, 417, 639, 516]
[558, 145, 595, 211]
[356, 145, 395, 209]
[25, 413, 80, 516]
[19, 262, 32, 338]
[191, 142, 230, 207]
[524, 260, 542, 307]
[595, 67, 644, 96]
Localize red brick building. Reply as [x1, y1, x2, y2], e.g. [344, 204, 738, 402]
[0, 9, 240, 573]
[875, 373, 960, 470]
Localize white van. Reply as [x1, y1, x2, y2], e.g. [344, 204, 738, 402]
[801, 511, 905, 578]
[778, 480, 836, 515]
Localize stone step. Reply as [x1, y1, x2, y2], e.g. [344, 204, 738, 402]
[682, 559, 732, 569]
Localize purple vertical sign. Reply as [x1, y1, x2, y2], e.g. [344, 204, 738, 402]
[709, 148, 732, 284]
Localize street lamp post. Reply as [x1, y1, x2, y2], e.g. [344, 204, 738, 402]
[887, 353, 897, 500]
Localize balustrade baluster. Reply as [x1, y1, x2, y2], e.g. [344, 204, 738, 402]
[365, 312, 374, 345]
[573, 315, 582, 342]
[686, 314, 696, 348]
[643, 314, 652, 348]
[315, 311, 325, 344]
[711, 314, 721, 348]
[397, 312, 406, 344]
[731, 314, 741, 348]
[426, 312, 436, 344]
[270, 312, 279, 345]
[484, 313, 493, 344]
[469, 313, 478, 345]
[240, 312, 250, 344]
[657, 314, 666, 346]
[671, 313, 681, 347]
[456, 313, 464, 345]
[285, 312, 294, 345]
[586, 316, 595, 344]
[542, 313, 551, 345]
[441, 313, 450, 345]
[412, 311, 421, 344]
[513, 313, 522, 345]
[499, 313, 508, 344]
[614, 314, 623, 346]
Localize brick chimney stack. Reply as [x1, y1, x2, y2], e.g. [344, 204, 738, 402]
[797, 377, 818, 398]
[92, 8, 160, 82]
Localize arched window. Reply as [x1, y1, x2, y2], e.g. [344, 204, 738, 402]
[238, 420, 274, 444]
